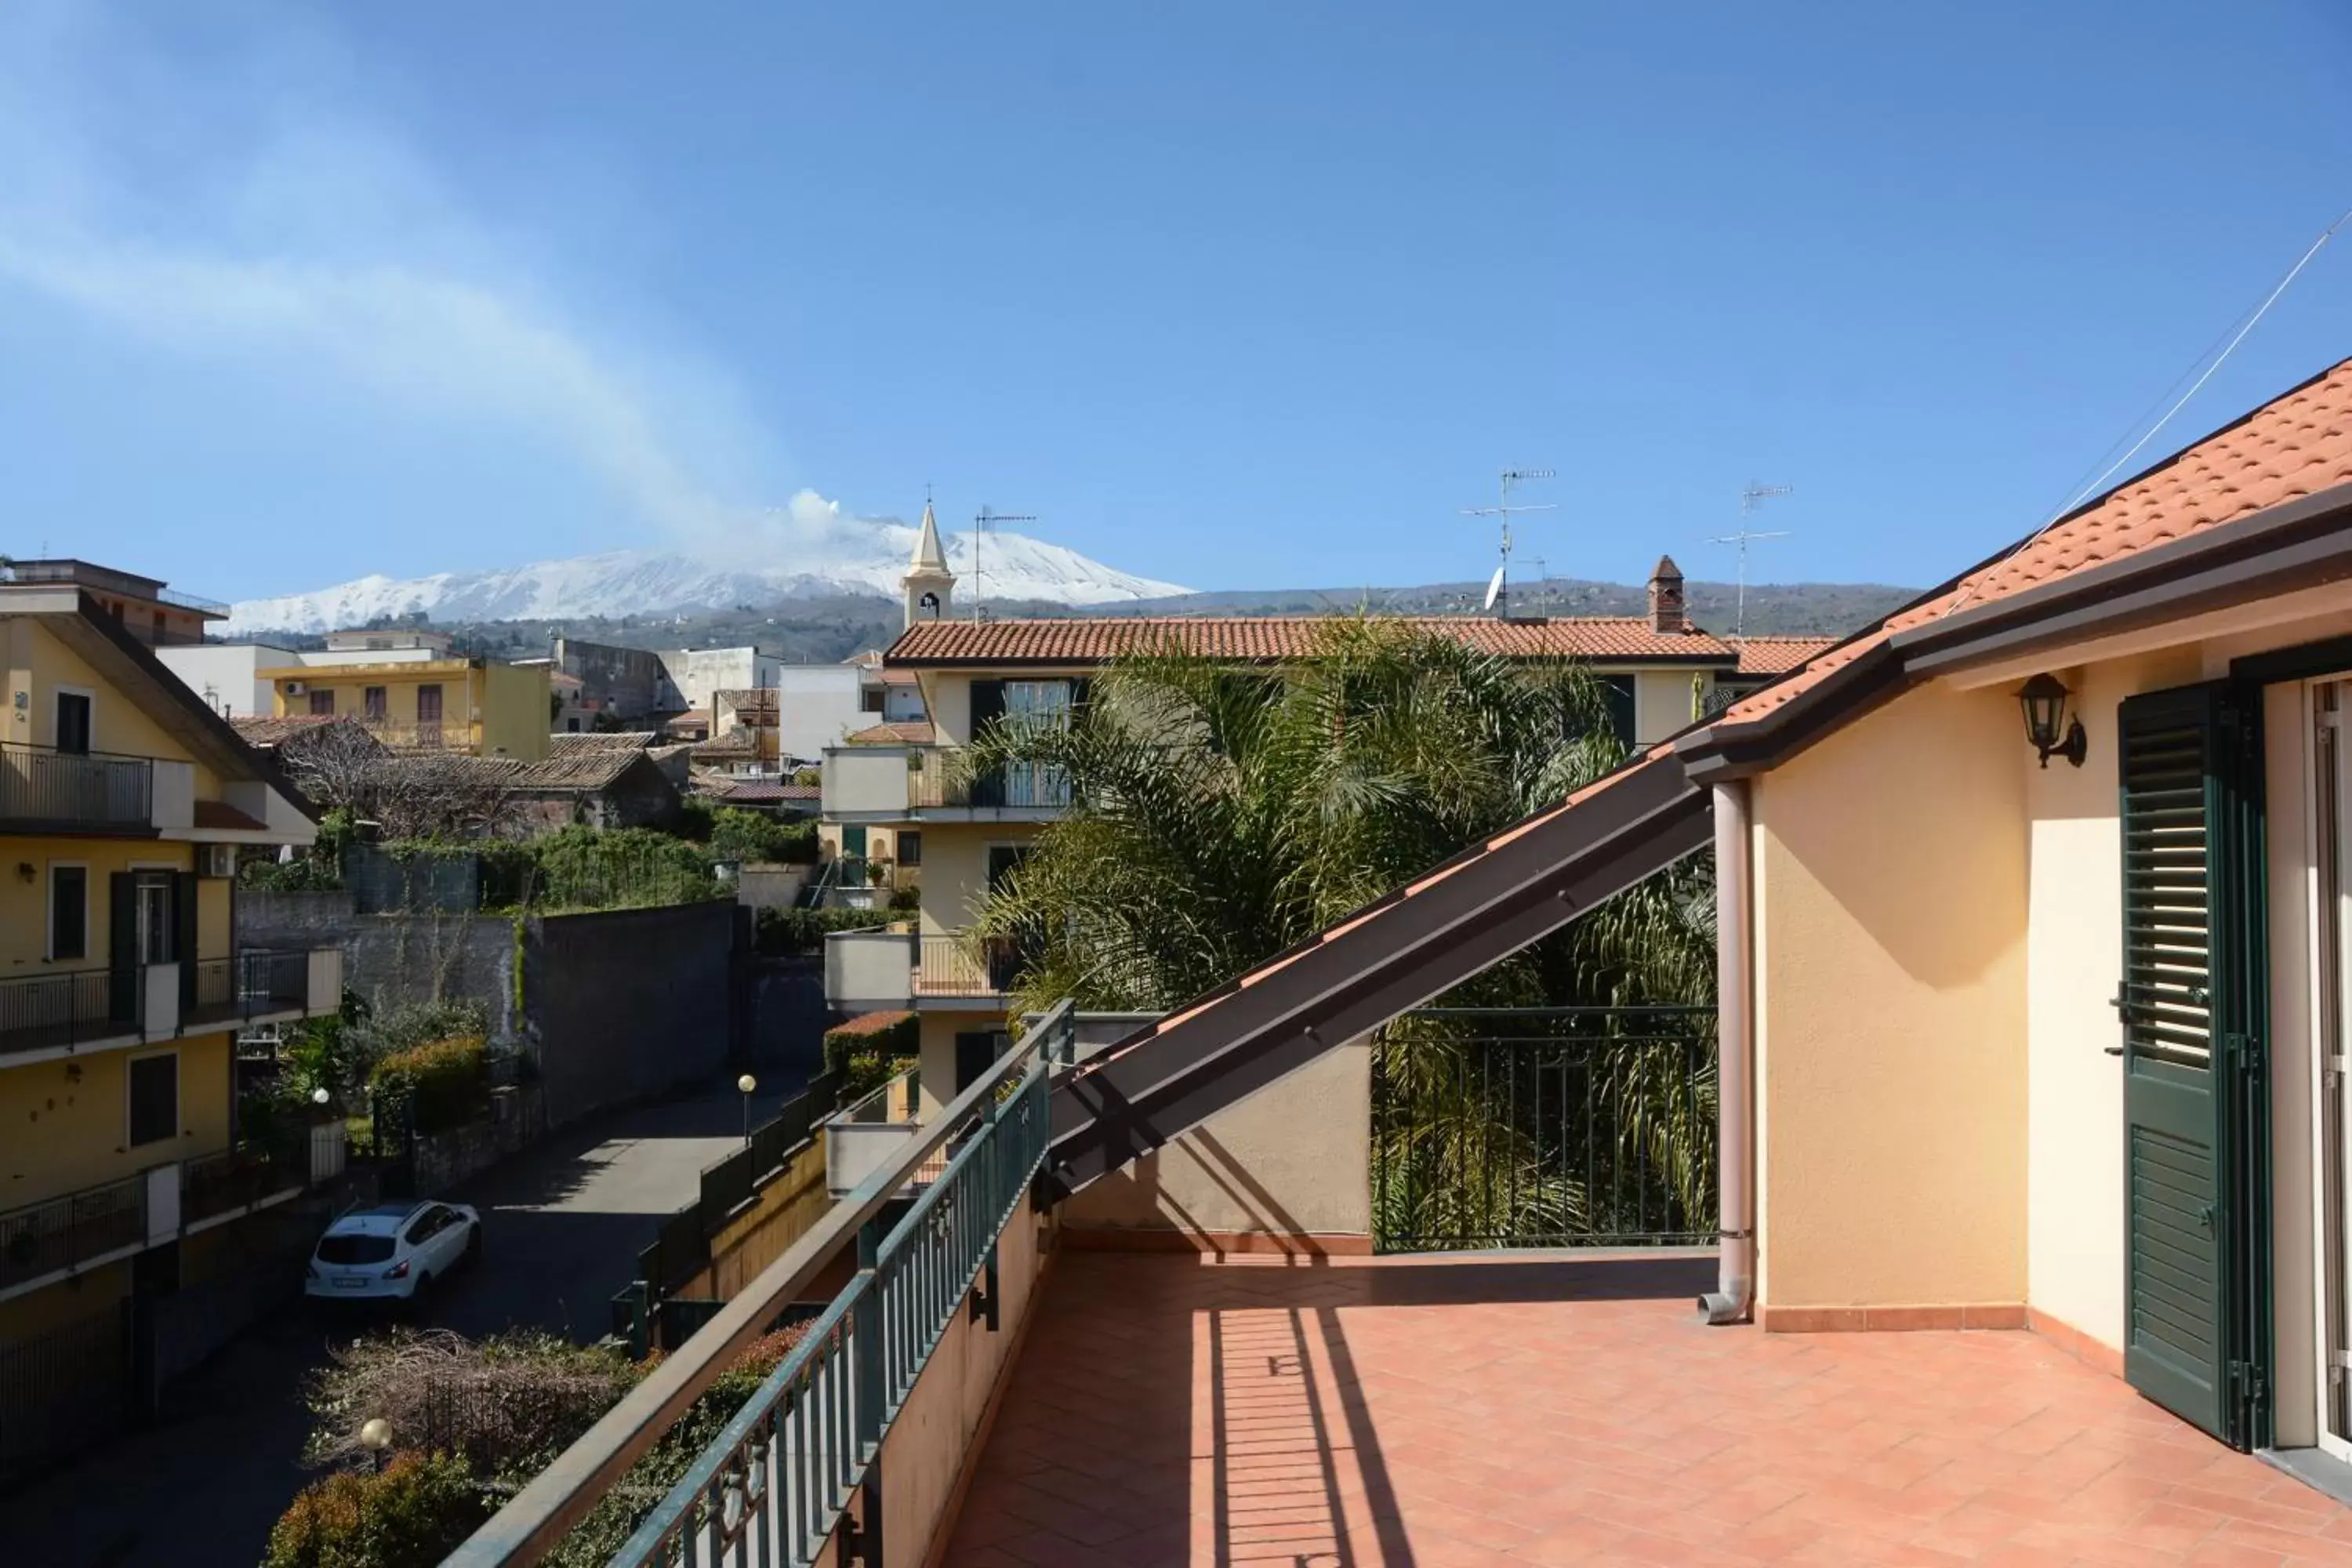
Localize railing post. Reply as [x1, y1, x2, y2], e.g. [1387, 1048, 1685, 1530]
[850, 1214, 885, 1566]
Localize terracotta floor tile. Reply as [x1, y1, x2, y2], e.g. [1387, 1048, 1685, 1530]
[930, 1251, 2352, 1566]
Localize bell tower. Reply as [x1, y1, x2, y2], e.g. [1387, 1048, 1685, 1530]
[902, 498, 955, 630]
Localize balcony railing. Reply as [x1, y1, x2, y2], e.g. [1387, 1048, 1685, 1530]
[913, 931, 1022, 998]
[0, 1173, 144, 1292]
[907, 752, 1071, 811]
[187, 949, 315, 1028]
[446, 1002, 1074, 1568]
[0, 967, 139, 1056]
[0, 742, 153, 829]
[357, 720, 463, 750]
[155, 585, 230, 616]
[180, 1147, 303, 1229]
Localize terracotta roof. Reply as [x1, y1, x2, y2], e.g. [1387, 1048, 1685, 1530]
[720, 780, 821, 804]
[546, 731, 658, 755]
[193, 800, 267, 831]
[846, 720, 936, 746]
[1707, 357, 2352, 736]
[513, 750, 662, 791]
[1728, 636, 1839, 677]
[693, 727, 765, 760]
[713, 689, 779, 724]
[887, 616, 1735, 666]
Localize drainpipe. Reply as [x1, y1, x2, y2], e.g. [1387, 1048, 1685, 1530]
[1700, 777, 1755, 1325]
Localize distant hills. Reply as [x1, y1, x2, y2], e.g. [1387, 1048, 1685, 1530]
[269, 575, 1916, 667]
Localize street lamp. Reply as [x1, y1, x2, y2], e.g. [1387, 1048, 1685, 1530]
[358, 1417, 393, 1474]
[312, 1087, 331, 1109]
[738, 1074, 757, 1146]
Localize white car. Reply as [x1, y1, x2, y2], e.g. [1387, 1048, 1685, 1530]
[305, 1200, 481, 1304]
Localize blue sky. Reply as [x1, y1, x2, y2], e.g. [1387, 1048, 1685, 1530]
[3, 2, 2350, 603]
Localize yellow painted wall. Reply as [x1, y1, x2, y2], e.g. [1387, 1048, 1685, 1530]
[0, 1256, 131, 1342]
[1752, 678, 2028, 1312]
[916, 1010, 1011, 1116]
[0, 1030, 234, 1210]
[0, 837, 201, 974]
[3, 620, 222, 797]
[912, 824, 1037, 938]
[481, 659, 551, 761]
[1632, 669, 1708, 746]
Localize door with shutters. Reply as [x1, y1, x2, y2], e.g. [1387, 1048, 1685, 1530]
[2118, 681, 2268, 1447]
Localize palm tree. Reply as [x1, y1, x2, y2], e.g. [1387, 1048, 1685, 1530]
[964, 617, 1717, 1244]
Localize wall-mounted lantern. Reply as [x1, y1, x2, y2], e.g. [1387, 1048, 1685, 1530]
[2019, 673, 2088, 769]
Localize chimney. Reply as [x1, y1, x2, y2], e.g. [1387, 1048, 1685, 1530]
[1648, 555, 1686, 634]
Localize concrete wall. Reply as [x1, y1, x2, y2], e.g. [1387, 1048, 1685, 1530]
[662, 648, 781, 715]
[1751, 678, 2028, 1318]
[826, 930, 913, 1014]
[154, 643, 296, 718]
[1060, 1038, 1373, 1247]
[481, 660, 551, 761]
[822, 746, 912, 818]
[554, 637, 672, 720]
[684, 1137, 832, 1301]
[775, 666, 866, 764]
[524, 901, 733, 1127]
[238, 892, 521, 1047]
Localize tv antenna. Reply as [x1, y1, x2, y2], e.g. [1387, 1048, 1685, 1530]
[1461, 467, 1555, 617]
[971, 504, 1036, 623]
[1708, 484, 1793, 639]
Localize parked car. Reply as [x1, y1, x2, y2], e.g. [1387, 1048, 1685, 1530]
[305, 1200, 481, 1305]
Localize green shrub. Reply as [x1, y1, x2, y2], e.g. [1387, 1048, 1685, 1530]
[753, 905, 895, 956]
[706, 807, 815, 866]
[263, 1451, 487, 1568]
[370, 1036, 488, 1135]
[520, 826, 721, 911]
[822, 1011, 917, 1077]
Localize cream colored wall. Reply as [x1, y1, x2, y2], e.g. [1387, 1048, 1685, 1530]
[264, 662, 466, 724]
[1752, 677, 2028, 1312]
[0, 1029, 233, 1209]
[481, 659, 551, 761]
[5, 621, 223, 797]
[1632, 670, 1706, 746]
[925, 674, 971, 747]
[0, 837, 199, 973]
[1060, 1039, 1372, 1242]
[913, 825, 1037, 937]
[2021, 648, 2198, 1352]
[916, 1011, 1011, 1116]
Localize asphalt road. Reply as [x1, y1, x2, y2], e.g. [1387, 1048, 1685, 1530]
[6, 1070, 808, 1568]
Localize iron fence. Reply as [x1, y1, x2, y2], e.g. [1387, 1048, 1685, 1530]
[0, 1172, 145, 1292]
[0, 742, 152, 828]
[1371, 1006, 1718, 1252]
[180, 1146, 303, 1229]
[911, 932, 1023, 997]
[187, 949, 312, 1027]
[0, 967, 137, 1056]
[907, 750, 1072, 811]
[0, 1301, 133, 1486]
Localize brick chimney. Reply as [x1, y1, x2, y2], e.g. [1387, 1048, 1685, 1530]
[1648, 554, 1686, 634]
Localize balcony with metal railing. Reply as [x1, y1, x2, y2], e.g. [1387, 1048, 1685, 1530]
[184, 948, 328, 1031]
[355, 718, 474, 751]
[0, 742, 154, 831]
[912, 931, 1022, 1000]
[0, 947, 342, 1062]
[822, 744, 1071, 823]
[0, 1171, 146, 1294]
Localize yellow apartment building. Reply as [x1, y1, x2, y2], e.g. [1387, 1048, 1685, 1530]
[258, 653, 550, 761]
[0, 579, 341, 1433]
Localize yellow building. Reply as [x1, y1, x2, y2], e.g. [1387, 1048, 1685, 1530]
[818, 503, 1829, 1112]
[0, 579, 341, 1395]
[258, 652, 550, 761]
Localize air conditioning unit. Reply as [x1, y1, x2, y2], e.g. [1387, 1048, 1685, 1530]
[283, 681, 307, 696]
[198, 844, 237, 879]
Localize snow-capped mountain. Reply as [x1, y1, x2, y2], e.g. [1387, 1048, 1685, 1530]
[222, 516, 1190, 635]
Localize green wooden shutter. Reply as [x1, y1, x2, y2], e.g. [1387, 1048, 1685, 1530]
[2118, 680, 2268, 1447]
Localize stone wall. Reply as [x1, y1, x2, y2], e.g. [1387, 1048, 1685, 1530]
[524, 901, 734, 1127]
[238, 890, 521, 1047]
[413, 1086, 547, 1195]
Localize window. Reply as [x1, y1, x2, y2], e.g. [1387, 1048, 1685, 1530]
[566, 717, 581, 732]
[861, 688, 885, 713]
[1599, 677, 1637, 750]
[403, 1206, 450, 1246]
[364, 686, 387, 720]
[134, 873, 173, 965]
[318, 1234, 396, 1265]
[897, 830, 922, 868]
[308, 688, 336, 717]
[128, 1053, 177, 1147]
[49, 866, 86, 961]
[416, 685, 444, 722]
[54, 691, 91, 754]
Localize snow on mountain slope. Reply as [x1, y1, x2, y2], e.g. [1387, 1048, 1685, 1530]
[222, 517, 1190, 635]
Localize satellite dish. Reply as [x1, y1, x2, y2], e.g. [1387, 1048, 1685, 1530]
[1483, 566, 1506, 612]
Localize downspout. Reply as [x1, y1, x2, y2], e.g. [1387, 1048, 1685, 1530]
[1700, 777, 1756, 1325]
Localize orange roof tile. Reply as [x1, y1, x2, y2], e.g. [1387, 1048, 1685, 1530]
[887, 616, 1734, 666]
[1729, 636, 1839, 677]
[1708, 356, 2352, 734]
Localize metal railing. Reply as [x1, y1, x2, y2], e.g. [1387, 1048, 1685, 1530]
[357, 719, 463, 750]
[0, 967, 139, 1056]
[156, 585, 230, 615]
[181, 1145, 303, 1228]
[907, 751, 1072, 811]
[1371, 1005, 1719, 1252]
[0, 1172, 145, 1292]
[447, 1001, 1074, 1568]
[187, 949, 313, 1026]
[0, 742, 153, 828]
[912, 931, 1023, 997]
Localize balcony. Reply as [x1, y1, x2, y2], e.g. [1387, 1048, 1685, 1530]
[0, 1171, 145, 1294]
[0, 742, 154, 831]
[822, 927, 1016, 1011]
[818, 1065, 946, 1199]
[0, 947, 343, 1062]
[822, 744, 1071, 822]
[356, 719, 473, 751]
